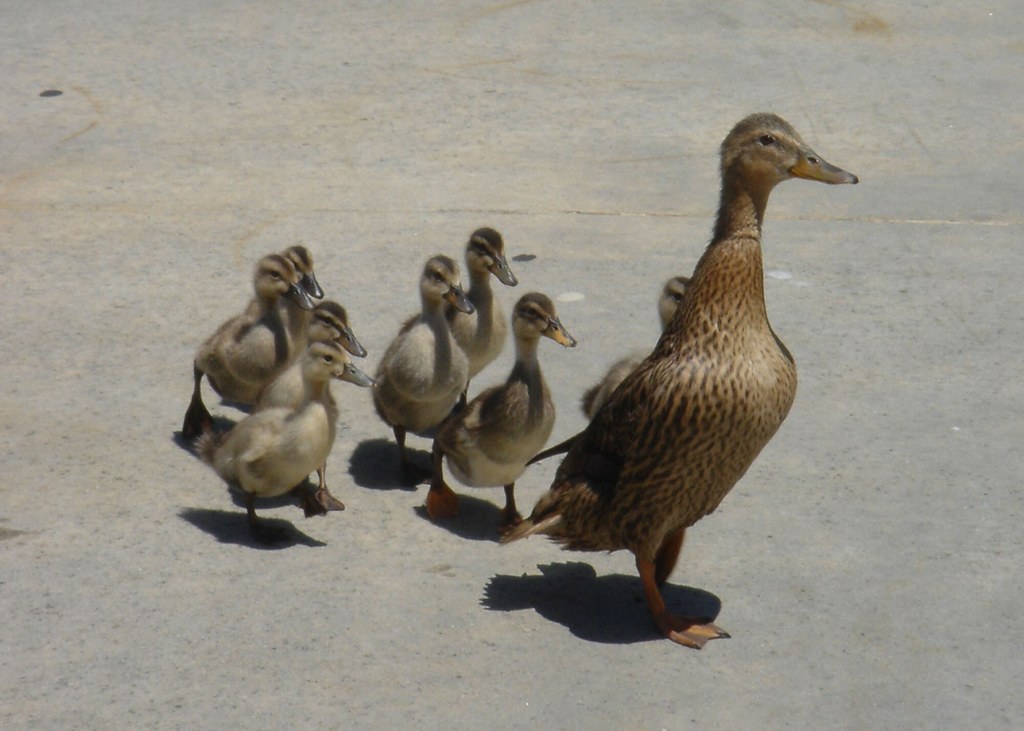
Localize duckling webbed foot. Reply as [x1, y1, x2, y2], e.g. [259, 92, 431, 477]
[312, 466, 345, 513]
[426, 481, 460, 518]
[426, 439, 459, 518]
[637, 556, 729, 650]
[315, 487, 345, 512]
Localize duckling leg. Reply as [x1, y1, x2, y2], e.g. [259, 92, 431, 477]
[425, 440, 460, 518]
[312, 464, 346, 513]
[498, 483, 523, 535]
[394, 425, 431, 483]
[181, 364, 213, 439]
[636, 556, 729, 649]
[246, 492, 288, 544]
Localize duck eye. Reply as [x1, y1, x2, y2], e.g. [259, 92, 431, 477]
[758, 134, 776, 146]
[323, 355, 334, 363]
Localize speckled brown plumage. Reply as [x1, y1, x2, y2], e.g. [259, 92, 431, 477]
[504, 112, 857, 648]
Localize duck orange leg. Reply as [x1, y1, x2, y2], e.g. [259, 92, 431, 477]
[655, 528, 686, 586]
[636, 555, 729, 649]
[425, 439, 459, 518]
[498, 483, 523, 535]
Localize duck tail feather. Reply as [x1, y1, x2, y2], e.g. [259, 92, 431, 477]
[501, 513, 562, 544]
[527, 435, 577, 466]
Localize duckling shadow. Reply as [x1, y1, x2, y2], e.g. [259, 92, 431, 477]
[482, 562, 722, 645]
[348, 438, 429, 491]
[171, 415, 238, 457]
[179, 508, 327, 549]
[413, 493, 504, 543]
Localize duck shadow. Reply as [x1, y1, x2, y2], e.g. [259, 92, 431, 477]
[171, 415, 238, 457]
[482, 561, 722, 644]
[179, 507, 327, 549]
[348, 438, 430, 491]
[413, 492, 505, 543]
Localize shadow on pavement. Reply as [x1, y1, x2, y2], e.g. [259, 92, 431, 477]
[481, 561, 722, 644]
[413, 492, 505, 543]
[179, 507, 327, 549]
[348, 438, 428, 491]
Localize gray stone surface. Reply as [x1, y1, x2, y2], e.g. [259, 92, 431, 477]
[2, 2, 1021, 728]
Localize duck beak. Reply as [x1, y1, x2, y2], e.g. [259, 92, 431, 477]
[490, 255, 518, 287]
[339, 326, 367, 358]
[286, 282, 316, 310]
[300, 271, 325, 299]
[544, 318, 577, 348]
[790, 148, 859, 185]
[445, 285, 475, 314]
[339, 363, 376, 388]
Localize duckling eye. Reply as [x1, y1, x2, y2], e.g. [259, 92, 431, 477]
[270, 271, 282, 279]
[323, 355, 334, 364]
[431, 272, 444, 283]
[758, 134, 776, 147]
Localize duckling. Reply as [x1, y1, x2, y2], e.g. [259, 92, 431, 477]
[282, 244, 324, 300]
[198, 340, 374, 540]
[373, 255, 475, 478]
[581, 275, 690, 420]
[181, 254, 315, 438]
[256, 300, 369, 513]
[307, 300, 367, 358]
[447, 228, 518, 396]
[504, 113, 857, 649]
[427, 293, 576, 529]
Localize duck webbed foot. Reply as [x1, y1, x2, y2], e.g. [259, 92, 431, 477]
[637, 556, 730, 650]
[652, 611, 730, 650]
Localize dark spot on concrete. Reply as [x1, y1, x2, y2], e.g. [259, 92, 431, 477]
[512, 254, 537, 262]
[39, 89, 63, 97]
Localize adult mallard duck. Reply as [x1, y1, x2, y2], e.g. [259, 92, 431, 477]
[198, 340, 374, 541]
[447, 228, 518, 397]
[181, 254, 315, 438]
[580, 275, 690, 420]
[373, 254, 474, 478]
[426, 293, 576, 530]
[504, 113, 857, 648]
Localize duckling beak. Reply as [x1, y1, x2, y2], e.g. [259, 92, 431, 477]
[339, 363, 376, 388]
[339, 327, 368, 358]
[490, 256, 518, 287]
[446, 285, 475, 314]
[790, 148, 859, 185]
[544, 318, 577, 348]
[286, 282, 316, 310]
[299, 272, 325, 299]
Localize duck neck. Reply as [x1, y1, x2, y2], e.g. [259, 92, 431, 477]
[300, 366, 329, 403]
[467, 268, 493, 329]
[508, 335, 546, 422]
[679, 172, 777, 337]
[712, 171, 769, 243]
[423, 298, 455, 371]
